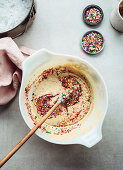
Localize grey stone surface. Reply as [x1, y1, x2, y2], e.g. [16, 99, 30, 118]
[0, 0, 123, 169]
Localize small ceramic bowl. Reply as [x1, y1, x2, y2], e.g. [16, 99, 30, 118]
[83, 5, 104, 26]
[19, 49, 108, 148]
[81, 30, 104, 55]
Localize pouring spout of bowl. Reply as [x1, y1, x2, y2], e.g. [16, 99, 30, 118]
[77, 125, 102, 148]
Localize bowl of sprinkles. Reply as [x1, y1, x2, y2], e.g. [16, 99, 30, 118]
[81, 30, 104, 55]
[83, 5, 104, 26]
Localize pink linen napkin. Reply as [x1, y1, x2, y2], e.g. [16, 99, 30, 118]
[0, 37, 36, 105]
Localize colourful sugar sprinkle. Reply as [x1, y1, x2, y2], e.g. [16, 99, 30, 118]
[85, 8, 102, 23]
[82, 31, 104, 54]
[25, 66, 93, 136]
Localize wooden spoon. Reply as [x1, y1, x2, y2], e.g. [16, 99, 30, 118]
[0, 96, 64, 168]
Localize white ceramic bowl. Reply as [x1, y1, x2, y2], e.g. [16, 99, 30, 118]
[19, 49, 108, 148]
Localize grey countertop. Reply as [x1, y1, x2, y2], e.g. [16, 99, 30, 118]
[0, 0, 123, 169]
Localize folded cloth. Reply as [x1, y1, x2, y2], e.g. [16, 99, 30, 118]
[0, 37, 36, 105]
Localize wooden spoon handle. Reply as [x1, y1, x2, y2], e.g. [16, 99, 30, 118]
[0, 99, 61, 168]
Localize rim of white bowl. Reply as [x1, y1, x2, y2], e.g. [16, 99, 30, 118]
[19, 48, 108, 145]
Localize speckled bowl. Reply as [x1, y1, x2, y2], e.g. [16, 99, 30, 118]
[19, 49, 108, 148]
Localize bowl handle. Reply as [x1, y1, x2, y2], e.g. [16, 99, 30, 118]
[78, 126, 102, 148]
[22, 48, 51, 78]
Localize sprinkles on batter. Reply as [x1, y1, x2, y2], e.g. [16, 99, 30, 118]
[25, 65, 93, 136]
[81, 31, 104, 54]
